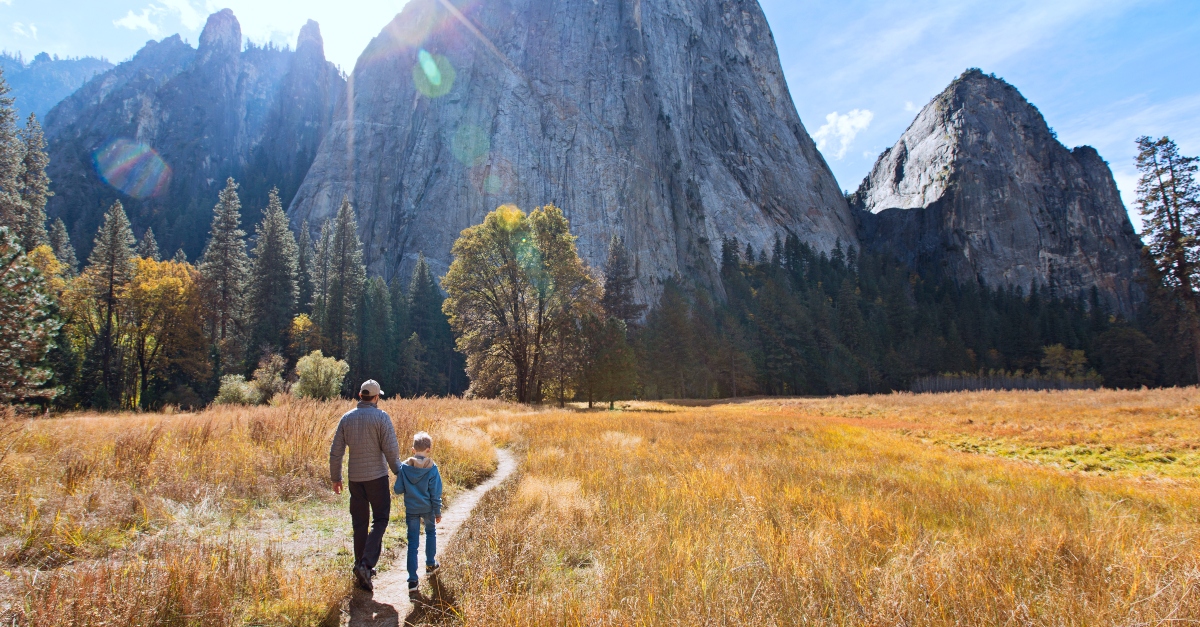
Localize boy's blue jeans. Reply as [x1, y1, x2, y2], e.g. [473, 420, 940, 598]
[406, 512, 437, 583]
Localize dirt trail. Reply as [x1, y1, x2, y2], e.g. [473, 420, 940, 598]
[345, 448, 516, 626]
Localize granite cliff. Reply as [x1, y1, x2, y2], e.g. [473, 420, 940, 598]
[854, 70, 1143, 315]
[0, 52, 113, 121]
[44, 11, 344, 259]
[287, 0, 857, 299]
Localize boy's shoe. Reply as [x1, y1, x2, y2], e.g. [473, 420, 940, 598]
[354, 564, 374, 592]
[426, 562, 440, 574]
[408, 581, 419, 596]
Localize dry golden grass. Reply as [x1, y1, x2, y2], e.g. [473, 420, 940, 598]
[447, 389, 1200, 626]
[0, 395, 512, 626]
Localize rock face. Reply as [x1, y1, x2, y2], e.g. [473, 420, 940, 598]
[854, 70, 1143, 315]
[0, 52, 113, 121]
[288, 0, 856, 299]
[44, 11, 344, 258]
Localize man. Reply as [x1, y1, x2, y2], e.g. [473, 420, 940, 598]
[330, 379, 401, 592]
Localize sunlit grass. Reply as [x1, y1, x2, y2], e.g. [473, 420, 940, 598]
[0, 396, 511, 625]
[449, 390, 1200, 625]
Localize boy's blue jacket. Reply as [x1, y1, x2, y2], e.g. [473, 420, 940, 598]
[393, 455, 443, 517]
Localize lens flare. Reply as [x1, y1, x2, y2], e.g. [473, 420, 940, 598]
[452, 124, 490, 166]
[93, 139, 171, 199]
[470, 159, 515, 197]
[413, 49, 456, 97]
[419, 50, 442, 86]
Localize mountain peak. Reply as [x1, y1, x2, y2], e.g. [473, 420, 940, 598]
[199, 9, 241, 55]
[296, 20, 325, 57]
[855, 70, 1143, 315]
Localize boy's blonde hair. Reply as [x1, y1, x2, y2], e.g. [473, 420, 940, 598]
[413, 431, 433, 451]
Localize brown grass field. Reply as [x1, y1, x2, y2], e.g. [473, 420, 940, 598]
[2, 388, 1199, 625]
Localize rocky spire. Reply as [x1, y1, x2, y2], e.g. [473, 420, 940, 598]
[855, 69, 1144, 316]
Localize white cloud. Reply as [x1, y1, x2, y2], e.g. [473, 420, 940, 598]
[813, 109, 874, 160]
[114, 7, 163, 36]
[12, 21, 37, 39]
[904, 101, 917, 112]
[114, 1, 208, 38]
[158, 0, 207, 31]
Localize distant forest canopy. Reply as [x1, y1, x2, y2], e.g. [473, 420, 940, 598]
[0, 55, 1194, 408]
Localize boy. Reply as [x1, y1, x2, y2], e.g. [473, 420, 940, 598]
[394, 431, 444, 596]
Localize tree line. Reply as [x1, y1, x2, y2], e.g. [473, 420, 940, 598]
[442, 138, 1200, 402]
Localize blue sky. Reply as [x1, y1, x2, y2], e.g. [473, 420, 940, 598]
[2, 0, 1198, 229]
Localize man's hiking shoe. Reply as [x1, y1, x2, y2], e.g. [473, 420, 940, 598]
[408, 581, 419, 596]
[426, 562, 440, 574]
[354, 564, 374, 592]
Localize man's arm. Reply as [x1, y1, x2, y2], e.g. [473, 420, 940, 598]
[329, 420, 346, 492]
[380, 412, 402, 475]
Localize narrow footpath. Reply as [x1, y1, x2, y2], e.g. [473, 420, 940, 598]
[346, 448, 517, 626]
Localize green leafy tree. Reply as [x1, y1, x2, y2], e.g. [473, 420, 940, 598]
[0, 227, 60, 404]
[1136, 136, 1200, 380]
[247, 188, 299, 358]
[442, 204, 599, 403]
[198, 178, 250, 348]
[137, 227, 161, 261]
[49, 218, 78, 276]
[294, 349, 349, 400]
[18, 114, 50, 250]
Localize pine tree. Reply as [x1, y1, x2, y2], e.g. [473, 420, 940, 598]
[325, 198, 365, 361]
[356, 276, 395, 390]
[48, 218, 78, 276]
[0, 227, 60, 404]
[389, 276, 413, 395]
[137, 227, 161, 261]
[311, 219, 333, 341]
[198, 178, 250, 345]
[408, 253, 464, 395]
[84, 200, 136, 406]
[295, 219, 315, 315]
[17, 114, 49, 250]
[247, 188, 300, 358]
[1136, 136, 1200, 380]
[172, 248, 187, 263]
[0, 68, 26, 233]
[600, 234, 647, 328]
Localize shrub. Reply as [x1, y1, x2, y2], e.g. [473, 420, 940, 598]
[293, 351, 348, 400]
[251, 352, 290, 402]
[215, 375, 258, 405]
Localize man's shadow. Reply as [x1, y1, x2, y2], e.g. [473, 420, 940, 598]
[404, 572, 461, 626]
[346, 588, 401, 627]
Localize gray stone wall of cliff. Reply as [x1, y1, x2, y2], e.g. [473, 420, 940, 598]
[854, 69, 1144, 316]
[44, 10, 345, 260]
[287, 0, 857, 303]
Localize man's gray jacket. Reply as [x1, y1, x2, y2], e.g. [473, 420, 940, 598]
[329, 402, 402, 483]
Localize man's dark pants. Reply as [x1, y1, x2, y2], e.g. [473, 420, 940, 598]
[349, 476, 390, 569]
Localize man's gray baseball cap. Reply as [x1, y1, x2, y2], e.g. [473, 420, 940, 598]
[360, 380, 384, 397]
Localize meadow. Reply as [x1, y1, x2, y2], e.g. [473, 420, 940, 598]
[451, 389, 1200, 626]
[1, 388, 1198, 625]
[0, 397, 507, 626]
